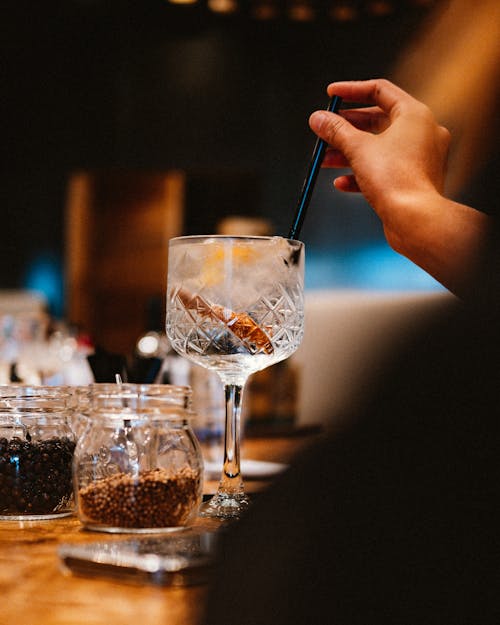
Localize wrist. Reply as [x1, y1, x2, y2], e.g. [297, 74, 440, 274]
[379, 188, 443, 258]
[382, 191, 490, 297]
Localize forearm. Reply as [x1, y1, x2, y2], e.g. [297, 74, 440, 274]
[383, 191, 491, 299]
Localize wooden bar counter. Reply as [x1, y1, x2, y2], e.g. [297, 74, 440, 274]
[1, 434, 318, 625]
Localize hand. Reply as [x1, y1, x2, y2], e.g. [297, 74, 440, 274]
[308, 78, 490, 299]
[309, 79, 451, 232]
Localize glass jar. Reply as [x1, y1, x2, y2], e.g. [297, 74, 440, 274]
[66, 385, 91, 441]
[0, 385, 76, 520]
[73, 383, 204, 533]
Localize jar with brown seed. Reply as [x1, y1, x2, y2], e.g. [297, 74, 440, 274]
[0, 384, 76, 520]
[73, 383, 204, 533]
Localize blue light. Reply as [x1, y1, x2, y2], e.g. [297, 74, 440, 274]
[23, 253, 64, 317]
[305, 244, 445, 292]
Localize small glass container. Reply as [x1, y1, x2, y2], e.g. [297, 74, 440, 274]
[0, 385, 76, 520]
[66, 385, 91, 441]
[73, 383, 204, 533]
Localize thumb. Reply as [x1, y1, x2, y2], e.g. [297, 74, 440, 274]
[309, 111, 357, 151]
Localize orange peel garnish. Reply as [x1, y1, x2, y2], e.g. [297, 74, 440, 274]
[176, 288, 274, 355]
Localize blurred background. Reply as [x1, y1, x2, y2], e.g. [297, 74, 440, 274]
[2, 0, 499, 367]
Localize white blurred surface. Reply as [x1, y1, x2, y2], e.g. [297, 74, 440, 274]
[291, 289, 457, 427]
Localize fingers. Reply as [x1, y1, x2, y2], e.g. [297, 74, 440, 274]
[309, 110, 360, 153]
[340, 107, 389, 133]
[310, 78, 425, 151]
[322, 148, 349, 168]
[309, 91, 391, 150]
[333, 175, 360, 193]
[309, 107, 388, 154]
[326, 78, 416, 116]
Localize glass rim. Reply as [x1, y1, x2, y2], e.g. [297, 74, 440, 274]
[168, 234, 304, 246]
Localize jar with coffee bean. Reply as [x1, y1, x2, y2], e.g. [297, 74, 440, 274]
[73, 383, 204, 533]
[0, 385, 76, 520]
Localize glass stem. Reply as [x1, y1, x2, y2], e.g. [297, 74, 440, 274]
[219, 383, 244, 496]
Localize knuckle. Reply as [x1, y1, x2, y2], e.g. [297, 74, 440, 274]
[326, 117, 344, 143]
[416, 101, 433, 119]
[375, 77, 390, 90]
[373, 78, 390, 97]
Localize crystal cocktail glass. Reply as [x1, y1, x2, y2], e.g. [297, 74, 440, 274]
[166, 235, 304, 519]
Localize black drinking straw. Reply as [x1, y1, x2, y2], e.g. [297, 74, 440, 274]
[288, 95, 342, 240]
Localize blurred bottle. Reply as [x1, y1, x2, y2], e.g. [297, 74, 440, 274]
[244, 360, 300, 436]
[155, 346, 224, 465]
[217, 215, 274, 237]
[189, 364, 225, 464]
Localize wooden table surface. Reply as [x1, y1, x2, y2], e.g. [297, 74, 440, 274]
[0, 434, 318, 625]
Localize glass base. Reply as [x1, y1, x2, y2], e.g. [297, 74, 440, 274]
[200, 491, 250, 520]
[0, 511, 73, 521]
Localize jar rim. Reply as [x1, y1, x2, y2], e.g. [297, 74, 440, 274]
[0, 385, 73, 414]
[0, 384, 74, 397]
[87, 383, 193, 414]
[81, 411, 196, 422]
[89, 383, 191, 396]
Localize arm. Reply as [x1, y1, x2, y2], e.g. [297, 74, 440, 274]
[309, 79, 491, 299]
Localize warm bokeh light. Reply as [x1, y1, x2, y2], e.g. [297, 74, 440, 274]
[208, 0, 238, 13]
[288, 1, 316, 22]
[329, 2, 358, 22]
[366, 0, 394, 17]
[251, 0, 280, 20]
